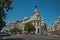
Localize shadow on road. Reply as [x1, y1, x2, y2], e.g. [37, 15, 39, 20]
[2, 38, 26, 40]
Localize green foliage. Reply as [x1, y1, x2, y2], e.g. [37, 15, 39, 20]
[0, 0, 12, 31]
[5, 30, 9, 32]
[10, 27, 22, 33]
[24, 22, 35, 33]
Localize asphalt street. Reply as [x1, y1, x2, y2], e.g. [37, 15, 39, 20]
[2, 34, 60, 40]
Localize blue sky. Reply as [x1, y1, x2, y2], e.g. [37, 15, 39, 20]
[6, 0, 60, 26]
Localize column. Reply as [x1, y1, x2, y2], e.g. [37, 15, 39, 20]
[35, 21, 38, 34]
[38, 21, 40, 34]
[22, 19, 24, 33]
[40, 23, 44, 35]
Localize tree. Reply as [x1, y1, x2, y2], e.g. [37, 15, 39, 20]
[24, 22, 35, 33]
[10, 27, 22, 34]
[0, 0, 12, 31]
[5, 30, 9, 32]
[10, 27, 18, 33]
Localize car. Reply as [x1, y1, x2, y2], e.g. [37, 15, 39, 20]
[24, 31, 29, 34]
[0, 32, 12, 36]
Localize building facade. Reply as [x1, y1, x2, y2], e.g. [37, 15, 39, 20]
[48, 16, 60, 35]
[52, 16, 60, 31]
[5, 7, 47, 34]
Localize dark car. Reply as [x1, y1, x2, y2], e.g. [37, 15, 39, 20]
[0, 32, 12, 36]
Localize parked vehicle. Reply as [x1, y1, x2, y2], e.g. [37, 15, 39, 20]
[0, 32, 12, 36]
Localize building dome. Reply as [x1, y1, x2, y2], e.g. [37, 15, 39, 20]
[33, 6, 40, 16]
[58, 16, 60, 21]
[41, 17, 44, 21]
[34, 6, 39, 13]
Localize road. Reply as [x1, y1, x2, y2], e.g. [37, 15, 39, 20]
[2, 34, 60, 40]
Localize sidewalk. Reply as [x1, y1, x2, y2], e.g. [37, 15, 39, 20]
[48, 34, 60, 37]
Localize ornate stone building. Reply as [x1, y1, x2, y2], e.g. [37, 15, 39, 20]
[5, 6, 47, 34]
[52, 16, 60, 31]
[48, 16, 60, 35]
